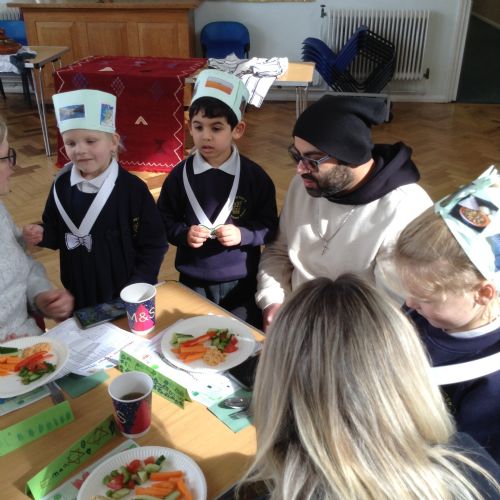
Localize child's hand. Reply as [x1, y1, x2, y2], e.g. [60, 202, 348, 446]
[35, 289, 74, 321]
[187, 225, 211, 248]
[215, 224, 241, 247]
[23, 224, 44, 245]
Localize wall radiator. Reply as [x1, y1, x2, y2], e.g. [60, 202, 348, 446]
[324, 9, 430, 81]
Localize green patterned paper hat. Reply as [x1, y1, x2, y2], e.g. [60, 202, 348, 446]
[52, 89, 116, 134]
[436, 165, 500, 286]
[191, 69, 249, 122]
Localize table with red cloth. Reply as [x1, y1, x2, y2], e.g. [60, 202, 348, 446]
[54, 55, 206, 173]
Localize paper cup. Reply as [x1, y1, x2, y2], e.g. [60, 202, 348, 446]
[120, 283, 156, 335]
[108, 371, 153, 438]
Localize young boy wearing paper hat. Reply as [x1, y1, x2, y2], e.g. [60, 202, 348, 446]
[23, 89, 167, 309]
[157, 69, 278, 328]
[395, 165, 500, 463]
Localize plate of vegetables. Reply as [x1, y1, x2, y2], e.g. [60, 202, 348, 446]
[77, 446, 207, 500]
[160, 315, 257, 373]
[0, 336, 69, 398]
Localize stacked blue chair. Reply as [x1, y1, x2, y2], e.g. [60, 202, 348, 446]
[200, 21, 250, 59]
[302, 26, 396, 94]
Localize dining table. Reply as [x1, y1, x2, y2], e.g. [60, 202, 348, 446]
[2, 280, 265, 499]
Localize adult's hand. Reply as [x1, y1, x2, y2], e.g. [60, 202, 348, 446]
[35, 289, 74, 321]
[263, 303, 281, 332]
[187, 225, 210, 248]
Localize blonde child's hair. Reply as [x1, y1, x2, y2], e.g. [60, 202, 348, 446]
[394, 207, 484, 298]
[239, 274, 499, 499]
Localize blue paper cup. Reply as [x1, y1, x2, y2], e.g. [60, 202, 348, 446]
[120, 283, 156, 335]
[108, 371, 153, 438]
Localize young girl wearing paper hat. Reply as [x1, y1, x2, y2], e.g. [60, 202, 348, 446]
[23, 89, 167, 309]
[157, 69, 278, 329]
[395, 165, 500, 463]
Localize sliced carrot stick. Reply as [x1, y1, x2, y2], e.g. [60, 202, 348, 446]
[0, 355, 22, 364]
[149, 480, 177, 488]
[176, 477, 193, 500]
[134, 486, 175, 496]
[182, 352, 205, 363]
[179, 345, 207, 354]
[149, 471, 184, 481]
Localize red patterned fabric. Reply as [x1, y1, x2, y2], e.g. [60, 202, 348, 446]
[54, 56, 206, 173]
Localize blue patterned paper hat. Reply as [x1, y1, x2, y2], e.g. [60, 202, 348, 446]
[435, 165, 500, 286]
[191, 69, 249, 121]
[52, 89, 116, 134]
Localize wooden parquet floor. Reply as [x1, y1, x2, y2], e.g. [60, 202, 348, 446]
[2, 94, 500, 299]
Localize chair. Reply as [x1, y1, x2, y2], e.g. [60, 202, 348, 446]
[0, 20, 31, 104]
[200, 21, 250, 59]
[301, 27, 396, 94]
[0, 20, 28, 45]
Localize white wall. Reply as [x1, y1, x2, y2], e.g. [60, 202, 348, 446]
[195, 0, 471, 102]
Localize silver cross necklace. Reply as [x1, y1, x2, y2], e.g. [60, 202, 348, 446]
[316, 203, 356, 255]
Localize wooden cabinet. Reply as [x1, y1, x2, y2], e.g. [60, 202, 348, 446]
[9, 1, 201, 96]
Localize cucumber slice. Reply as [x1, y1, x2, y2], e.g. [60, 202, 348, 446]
[110, 488, 130, 499]
[136, 469, 148, 484]
[144, 463, 161, 473]
[0, 346, 21, 355]
[164, 492, 181, 500]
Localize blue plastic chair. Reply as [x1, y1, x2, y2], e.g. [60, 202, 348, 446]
[200, 21, 250, 59]
[0, 20, 28, 45]
[302, 26, 395, 93]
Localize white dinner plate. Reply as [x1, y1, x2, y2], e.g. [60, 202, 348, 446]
[160, 315, 257, 373]
[77, 445, 207, 500]
[0, 336, 69, 399]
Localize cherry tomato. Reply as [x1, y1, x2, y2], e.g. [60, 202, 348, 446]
[144, 456, 156, 465]
[224, 344, 238, 353]
[126, 459, 142, 474]
[106, 474, 124, 490]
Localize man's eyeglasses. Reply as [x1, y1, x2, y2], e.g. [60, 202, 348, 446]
[288, 145, 332, 172]
[0, 147, 16, 168]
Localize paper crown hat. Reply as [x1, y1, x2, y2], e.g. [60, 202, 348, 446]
[435, 165, 500, 286]
[191, 69, 249, 122]
[52, 89, 117, 134]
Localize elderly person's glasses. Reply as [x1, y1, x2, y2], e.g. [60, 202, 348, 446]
[0, 147, 16, 168]
[288, 145, 333, 172]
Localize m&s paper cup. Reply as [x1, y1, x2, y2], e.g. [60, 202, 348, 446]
[108, 371, 153, 438]
[120, 283, 156, 335]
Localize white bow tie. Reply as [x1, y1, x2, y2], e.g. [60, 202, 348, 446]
[65, 233, 92, 252]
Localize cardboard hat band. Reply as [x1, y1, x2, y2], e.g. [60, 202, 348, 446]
[191, 69, 249, 121]
[52, 89, 117, 134]
[435, 165, 500, 286]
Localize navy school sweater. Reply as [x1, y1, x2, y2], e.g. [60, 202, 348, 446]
[157, 154, 278, 282]
[410, 310, 500, 464]
[39, 165, 167, 309]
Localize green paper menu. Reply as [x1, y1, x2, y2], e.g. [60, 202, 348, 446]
[25, 414, 120, 500]
[0, 400, 74, 457]
[119, 350, 190, 408]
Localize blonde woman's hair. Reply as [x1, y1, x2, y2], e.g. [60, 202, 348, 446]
[240, 275, 499, 499]
[394, 207, 484, 297]
[0, 116, 8, 144]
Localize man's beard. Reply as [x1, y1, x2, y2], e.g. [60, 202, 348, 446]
[301, 165, 354, 199]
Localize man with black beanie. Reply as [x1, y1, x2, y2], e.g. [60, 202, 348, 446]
[256, 95, 432, 330]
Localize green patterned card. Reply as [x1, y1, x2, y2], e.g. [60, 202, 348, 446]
[119, 350, 190, 408]
[0, 400, 74, 457]
[25, 414, 120, 499]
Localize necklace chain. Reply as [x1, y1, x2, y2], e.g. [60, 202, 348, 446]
[316, 205, 356, 255]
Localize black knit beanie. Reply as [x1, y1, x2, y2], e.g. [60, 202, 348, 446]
[292, 95, 387, 166]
